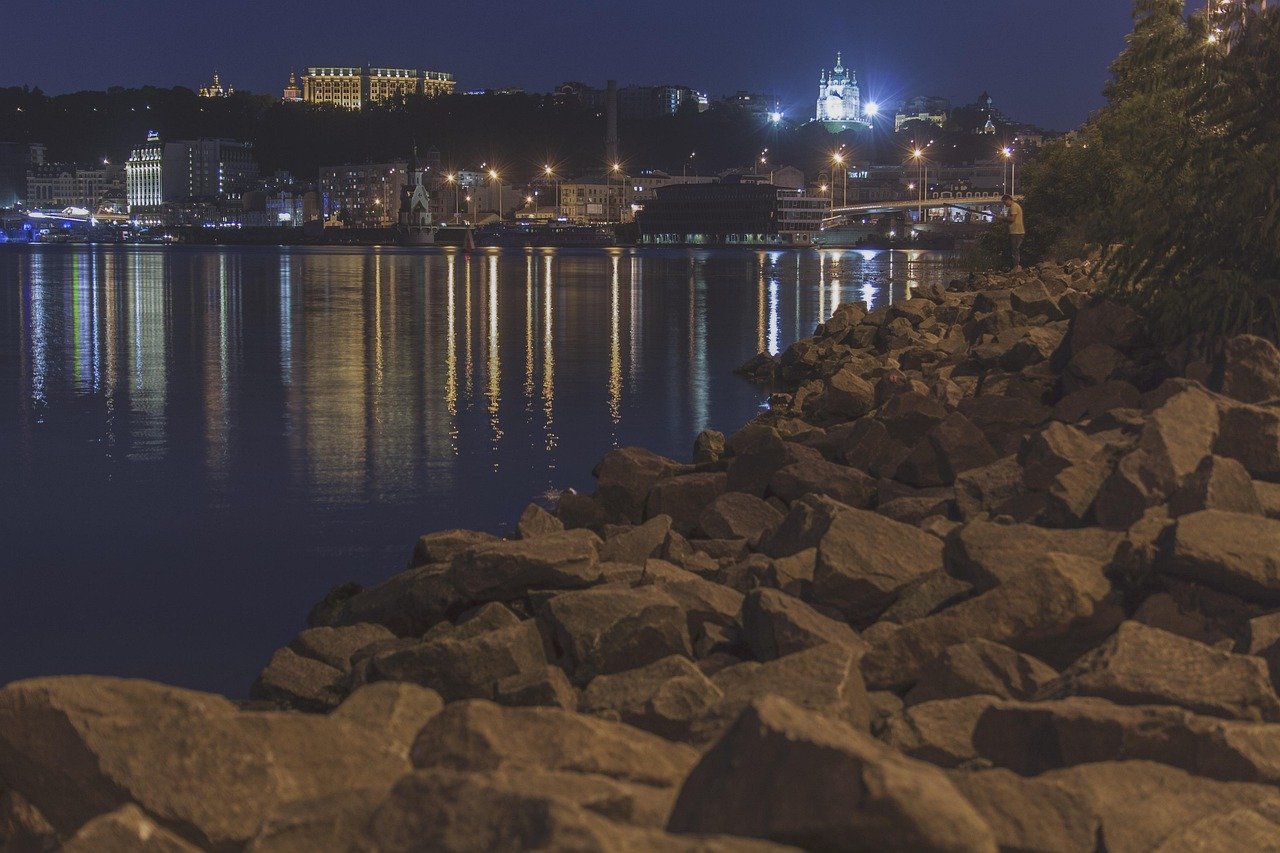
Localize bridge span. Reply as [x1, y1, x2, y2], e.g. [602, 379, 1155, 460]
[828, 194, 1014, 219]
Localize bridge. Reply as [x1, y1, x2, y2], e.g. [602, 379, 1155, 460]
[824, 194, 1014, 226]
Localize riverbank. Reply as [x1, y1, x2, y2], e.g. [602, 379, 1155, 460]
[4, 259, 1280, 850]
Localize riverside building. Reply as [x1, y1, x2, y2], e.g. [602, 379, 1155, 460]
[125, 135, 258, 221]
[302, 67, 456, 109]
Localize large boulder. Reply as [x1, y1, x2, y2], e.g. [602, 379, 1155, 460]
[580, 655, 724, 744]
[410, 529, 500, 567]
[944, 518, 1122, 591]
[366, 767, 790, 853]
[710, 643, 871, 733]
[60, 804, 200, 852]
[410, 699, 697, 792]
[952, 761, 1280, 853]
[250, 647, 346, 711]
[666, 697, 997, 852]
[821, 367, 877, 419]
[971, 696, 1280, 785]
[895, 412, 998, 488]
[601, 515, 673, 565]
[862, 553, 1120, 690]
[1210, 334, 1280, 404]
[0, 677, 409, 848]
[336, 564, 459, 637]
[768, 459, 875, 508]
[741, 588, 864, 661]
[904, 639, 1057, 706]
[1215, 401, 1280, 481]
[697, 492, 782, 546]
[594, 447, 687, 523]
[544, 586, 692, 684]
[810, 507, 945, 621]
[879, 695, 996, 768]
[645, 472, 729, 534]
[445, 529, 602, 602]
[368, 617, 548, 702]
[1044, 620, 1280, 722]
[1160, 510, 1280, 604]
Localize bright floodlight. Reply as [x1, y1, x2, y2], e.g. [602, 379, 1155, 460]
[865, 102, 879, 117]
[768, 111, 782, 124]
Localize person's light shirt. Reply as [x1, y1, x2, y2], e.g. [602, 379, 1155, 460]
[1006, 201, 1025, 235]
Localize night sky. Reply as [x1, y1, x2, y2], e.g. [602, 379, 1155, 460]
[1, 1, 1139, 131]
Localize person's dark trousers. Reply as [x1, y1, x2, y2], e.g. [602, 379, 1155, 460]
[1009, 234, 1024, 269]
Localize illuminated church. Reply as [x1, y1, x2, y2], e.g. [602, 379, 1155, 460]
[816, 53, 869, 132]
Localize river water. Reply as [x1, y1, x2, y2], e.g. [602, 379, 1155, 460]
[0, 245, 951, 694]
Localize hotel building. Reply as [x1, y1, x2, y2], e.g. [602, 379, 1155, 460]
[303, 67, 456, 109]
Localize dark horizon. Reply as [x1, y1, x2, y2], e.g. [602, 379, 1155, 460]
[1, 1, 1139, 132]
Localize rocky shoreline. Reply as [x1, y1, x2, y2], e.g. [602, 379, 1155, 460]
[5, 261, 1280, 851]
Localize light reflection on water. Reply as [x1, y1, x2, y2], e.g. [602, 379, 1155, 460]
[0, 245, 950, 694]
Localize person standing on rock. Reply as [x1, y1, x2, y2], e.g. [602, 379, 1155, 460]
[999, 194, 1025, 272]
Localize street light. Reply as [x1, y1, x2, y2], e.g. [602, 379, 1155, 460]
[832, 152, 847, 208]
[610, 162, 623, 223]
[684, 151, 696, 177]
[1001, 147, 1016, 197]
[544, 164, 560, 218]
[489, 169, 502, 220]
[911, 148, 927, 221]
[445, 173, 459, 222]
[864, 101, 879, 119]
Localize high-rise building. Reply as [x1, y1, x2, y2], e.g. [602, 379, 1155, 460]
[816, 53, 869, 132]
[0, 143, 45, 207]
[302, 67, 456, 109]
[319, 162, 407, 227]
[125, 135, 259, 218]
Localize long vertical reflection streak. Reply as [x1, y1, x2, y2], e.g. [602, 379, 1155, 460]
[463, 256, 474, 399]
[818, 252, 827, 327]
[280, 253, 293, 385]
[608, 253, 621, 433]
[628, 254, 641, 388]
[27, 251, 47, 409]
[524, 253, 534, 410]
[756, 252, 766, 355]
[688, 262, 709, 433]
[445, 253, 458, 432]
[487, 253, 503, 462]
[542, 254, 556, 456]
[768, 276, 781, 356]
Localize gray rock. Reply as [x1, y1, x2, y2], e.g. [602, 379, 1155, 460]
[944, 518, 1122, 591]
[250, 647, 346, 711]
[862, 553, 1120, 690]
[697, 492, 783, 546]
[369, 619, 547, 701]
[580, 655, 723, 744]
[288, 622, 396, 671]
[972, 696, 1280, 785]
[1161, 509, 1280, 604]
[811, 507, 945, 621]
[666, 697, 998, 853]
[493, 665, 579, 710]
[330, 682, 445, 759]
[544, 586, 692, 684]
[601, 514, 672, 565]
[61, 804, 200, 853]
[1168, 454, 1263, 517]
[517, 503, 564, 538]
[879, 694, 996, 768]
[645, 472, 729, 534]
[1044, 620, 1280, 721]
[711, 643, 872, 732]
[410, 529, 500, 568]
[768, 458, 875, 508]
[595, 446, 687, 523]
[446, 529, 602, 602]
[1210, 334, 1280, 404]
[741, 588, 865, 661]
[905, 639, 1057, 706]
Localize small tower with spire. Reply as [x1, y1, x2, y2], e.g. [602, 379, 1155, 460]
[282, 71, 302, 102]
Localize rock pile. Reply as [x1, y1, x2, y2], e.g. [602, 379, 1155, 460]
[5, 261, 1280, 851]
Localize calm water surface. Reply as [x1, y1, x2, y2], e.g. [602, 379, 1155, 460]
[0, 245, 950, 694]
